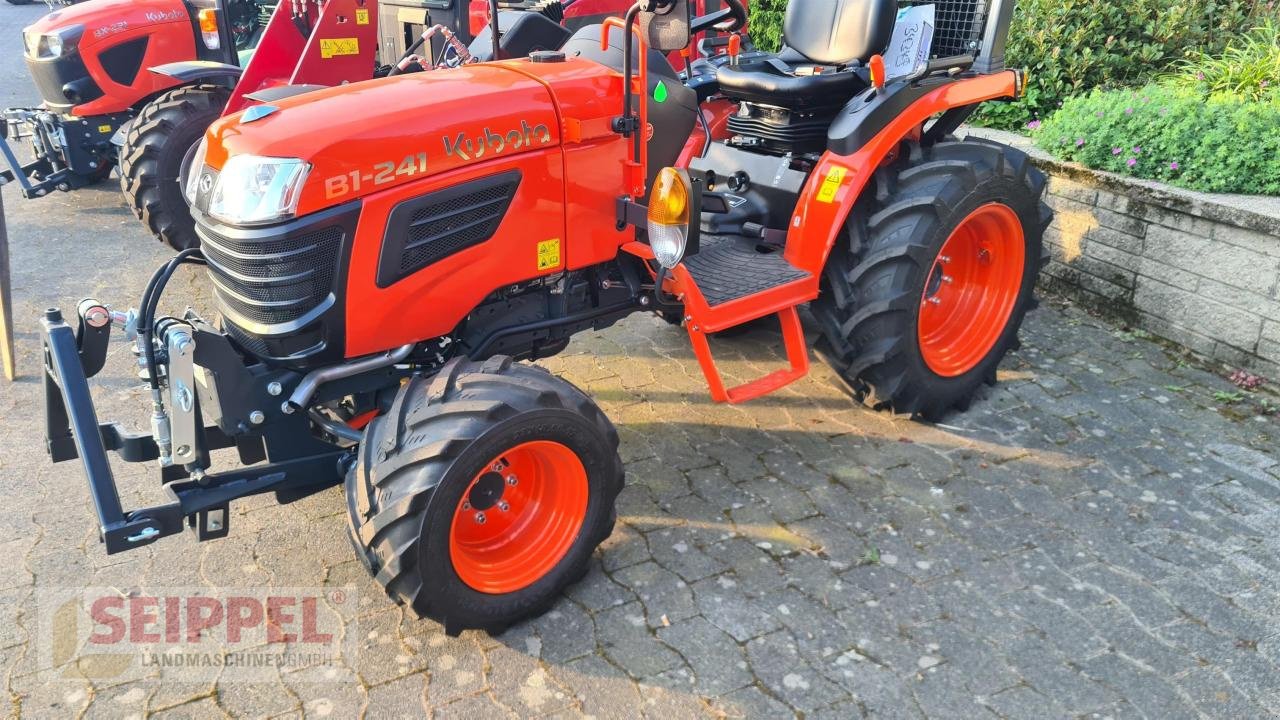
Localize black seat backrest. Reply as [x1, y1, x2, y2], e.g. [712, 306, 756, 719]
[783, 0, 897, 66]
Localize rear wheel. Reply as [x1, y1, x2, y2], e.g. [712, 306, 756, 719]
[119, 84, 230, 251]
[813, 138, 1052, 420]
[346, 356, 623, 635]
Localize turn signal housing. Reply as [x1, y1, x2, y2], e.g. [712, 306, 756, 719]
[198, 9, 221, 50]
[647, 168, 692, 269]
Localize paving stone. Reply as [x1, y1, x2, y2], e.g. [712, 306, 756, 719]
[709, 685, 796, 719]
[656, 616, 752, 697]
[745, 630, 848, 713]
[594, 602, 685, 679]
[1078, 651, 1198, 720]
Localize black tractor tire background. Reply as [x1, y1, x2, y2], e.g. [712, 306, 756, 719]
[4, 0, 35, 5]
[813, 137, 1053, 421]
[119, 84, 230, 251]
[346, 356, 624, 636]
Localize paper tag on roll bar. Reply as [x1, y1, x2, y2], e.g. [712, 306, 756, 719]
[885, 5, 935, 82]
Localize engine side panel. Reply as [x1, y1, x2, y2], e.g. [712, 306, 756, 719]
[343, 151, 567, 358]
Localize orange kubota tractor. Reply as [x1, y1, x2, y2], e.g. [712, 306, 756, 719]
[42, 0, 1049, 634]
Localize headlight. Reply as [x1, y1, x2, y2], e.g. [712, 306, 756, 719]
[23, 25, 82, 59]
[647, 167, 692, 269]
[183, 138, 209, 205]
[208, 155, 311, 226]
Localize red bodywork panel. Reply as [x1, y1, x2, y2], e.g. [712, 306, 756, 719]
[25, 0, 195, 116]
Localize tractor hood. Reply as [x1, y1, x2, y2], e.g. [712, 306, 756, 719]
[25, 0, 191, 51]
[202, 64, 562, 218]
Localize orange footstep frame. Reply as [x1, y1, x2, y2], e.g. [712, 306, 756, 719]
[624, 241, 813, 404]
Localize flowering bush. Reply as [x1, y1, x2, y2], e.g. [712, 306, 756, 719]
[1033, 85, 1280, 194]
[971, 0, 1271, 129]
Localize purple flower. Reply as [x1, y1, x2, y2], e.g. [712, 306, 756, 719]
[1096, 111, 1105, 117]
[1196, 72, 1205, 80]
[1127, 158, 1137, 167]
[1076, 138, 1086, 147]
[1170, 161, 1180, 170]
[1026, 120, 1042, 130]
[1263, 80, 1271, 88]
[1132, 146, 1142, 154]
[1112, 147, 1123, 155]
[1125, 107, 1135, 115]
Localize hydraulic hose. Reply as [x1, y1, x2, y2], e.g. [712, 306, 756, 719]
[138, 249, 205, 391]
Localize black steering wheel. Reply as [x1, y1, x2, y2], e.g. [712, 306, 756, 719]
[690, 0, 747, 34]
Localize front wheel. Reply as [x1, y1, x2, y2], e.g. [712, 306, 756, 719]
[345, 356, 623, 635]
[119, 84, 230, 251]
[813, 138, 1052, 420]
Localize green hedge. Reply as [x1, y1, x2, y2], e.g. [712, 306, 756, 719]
[746, 0, 1272, 129]
[1033, 84, 1280, 195]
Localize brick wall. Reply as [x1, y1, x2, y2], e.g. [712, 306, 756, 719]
[1032, 160, 1280, 379]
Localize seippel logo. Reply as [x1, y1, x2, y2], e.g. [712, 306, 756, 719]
[444, 120, 552, 162]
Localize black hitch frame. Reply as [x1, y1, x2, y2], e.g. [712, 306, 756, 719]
[41, 307, 347, 554]
[1, 109, 128, 199]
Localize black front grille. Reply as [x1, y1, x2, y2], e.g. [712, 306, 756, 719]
[903, 0, 988, 58]
[377, 171, 521, 287]
[24, 54, 101, 112]
[201, 224, 344, 327]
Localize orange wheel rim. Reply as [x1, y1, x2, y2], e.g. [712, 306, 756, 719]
[448, 440, 589, 595]
[917, 203, 1025, 377]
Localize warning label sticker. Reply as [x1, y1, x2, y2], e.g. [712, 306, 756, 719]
[319, 38, 360, 59]
[355, 8, 370, 24]
[816, 166, 848, 203]
[537, 239, 562, 271]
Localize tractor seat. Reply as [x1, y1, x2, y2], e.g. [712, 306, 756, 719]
[716, 0, 895, 109]
[717, 59, 864, 109]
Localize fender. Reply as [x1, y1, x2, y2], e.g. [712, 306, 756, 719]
[149, 60, 243, 84]
[783, 70, 1021, 276]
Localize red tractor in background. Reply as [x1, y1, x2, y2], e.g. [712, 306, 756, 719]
[2, 0, 270, 199]
[41, 0, 1050, 636]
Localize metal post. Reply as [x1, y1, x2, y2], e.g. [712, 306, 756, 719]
[0, 188, 14, 380]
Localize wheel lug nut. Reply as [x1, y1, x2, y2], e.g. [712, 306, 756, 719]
[928, 297, 942, 305]
[474, 512, 486, 524]
[939, 255, 951, 264]
[506, 475, 518, 486]
[492, 462, 503, 472]
[462, 501, 471, 510]
[498, 501, 510, 512]
[941, 275, 953, 284]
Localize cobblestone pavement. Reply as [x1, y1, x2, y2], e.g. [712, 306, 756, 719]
[4, 7, 1280, 717]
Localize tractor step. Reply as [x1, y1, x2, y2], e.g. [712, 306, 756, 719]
[682, 237, 810, 307]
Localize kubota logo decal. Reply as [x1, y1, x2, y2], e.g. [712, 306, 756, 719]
[444, 121, 552, 162]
